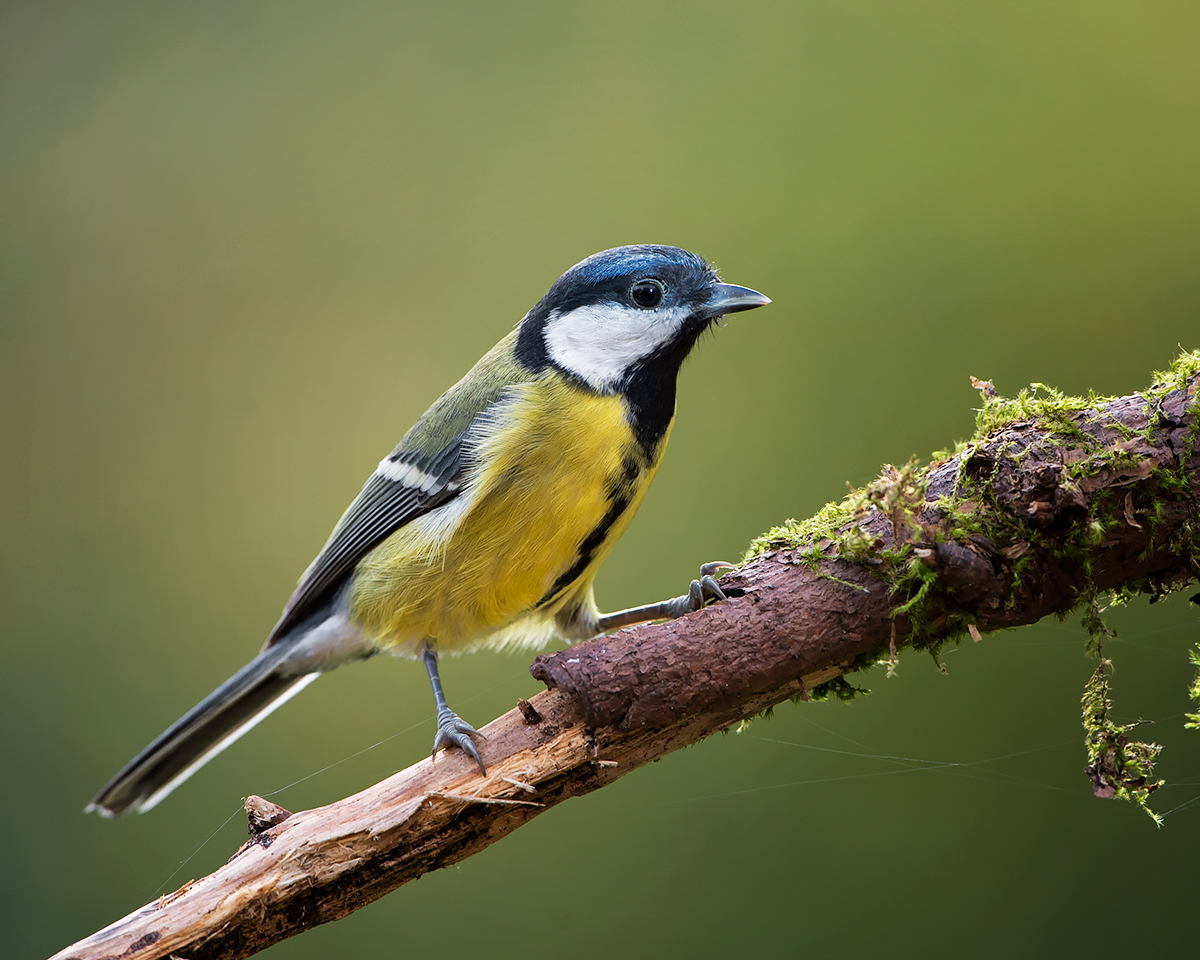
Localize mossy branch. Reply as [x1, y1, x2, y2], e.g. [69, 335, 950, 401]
[54, 353, 1199, 960]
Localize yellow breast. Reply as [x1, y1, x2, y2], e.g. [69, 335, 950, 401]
[349, 375, 668, 655]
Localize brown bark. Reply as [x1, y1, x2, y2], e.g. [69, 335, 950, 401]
[52, 370, 1199, 960]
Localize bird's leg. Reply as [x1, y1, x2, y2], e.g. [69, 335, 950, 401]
[422, 645, 486, 774]
[596, 561, 735, 631]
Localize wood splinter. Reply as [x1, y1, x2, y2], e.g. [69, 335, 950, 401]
[429, 791, 544, 808]
[245, 795, 292, 835]
[516, 698, 542, 724]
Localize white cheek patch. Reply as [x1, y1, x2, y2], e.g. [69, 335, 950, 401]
[544, 302, 689, 391]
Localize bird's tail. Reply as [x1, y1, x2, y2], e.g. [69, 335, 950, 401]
[86, 643, 320, 817]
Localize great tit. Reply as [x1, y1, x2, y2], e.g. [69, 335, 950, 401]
[87, 244, 770, 816]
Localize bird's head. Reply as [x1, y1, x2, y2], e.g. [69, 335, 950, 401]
[517, 245, 770, 393]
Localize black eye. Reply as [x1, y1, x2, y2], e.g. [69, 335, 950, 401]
[630, 279, 665, 309]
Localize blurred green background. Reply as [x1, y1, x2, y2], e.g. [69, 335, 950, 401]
[3, 2, 1199, 957]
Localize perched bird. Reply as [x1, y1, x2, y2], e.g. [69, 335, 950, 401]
[87, 244, 770, 816]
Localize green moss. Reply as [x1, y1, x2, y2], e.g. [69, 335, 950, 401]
[743, 459, 930, 564]
[1064, 443, 1145, 485]
[1079, 595, 1115, 658]
[1145, 349, 1200, 468]
[732, 675, 870, 733]
[739, 494, 864, 561]
[739, 348, 1200, 825]
[1010, 553, 1036, 596]
[891, 558, 937, 618]
[1145, 348, 1200, 396]
[1081, 654, 1164, 826]
[744, 499, 858, 560]
[1186, 642, 1200, 732]
[804, 675, 870, 704]
[973, 381, 1102, 438]
[747, 348, 1198, 564]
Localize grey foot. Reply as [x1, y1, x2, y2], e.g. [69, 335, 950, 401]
[663, 561, 735, 618]
[432, 707, 486, 774]
[596, 561, 737, 631]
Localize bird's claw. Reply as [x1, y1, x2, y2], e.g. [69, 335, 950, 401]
[663, 562, 733, 618]
[432, 707, 487, 774]
[686, 568, 729, 612]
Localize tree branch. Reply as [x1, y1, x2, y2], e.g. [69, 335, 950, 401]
[53, 360, 1199, 960]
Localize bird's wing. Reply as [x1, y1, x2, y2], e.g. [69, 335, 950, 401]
[264, 330, 530, 646]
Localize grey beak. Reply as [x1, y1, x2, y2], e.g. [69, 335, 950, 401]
[704, 282, 772, 318]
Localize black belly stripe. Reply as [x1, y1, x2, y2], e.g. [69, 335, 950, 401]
[536, 478, 636, 609]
